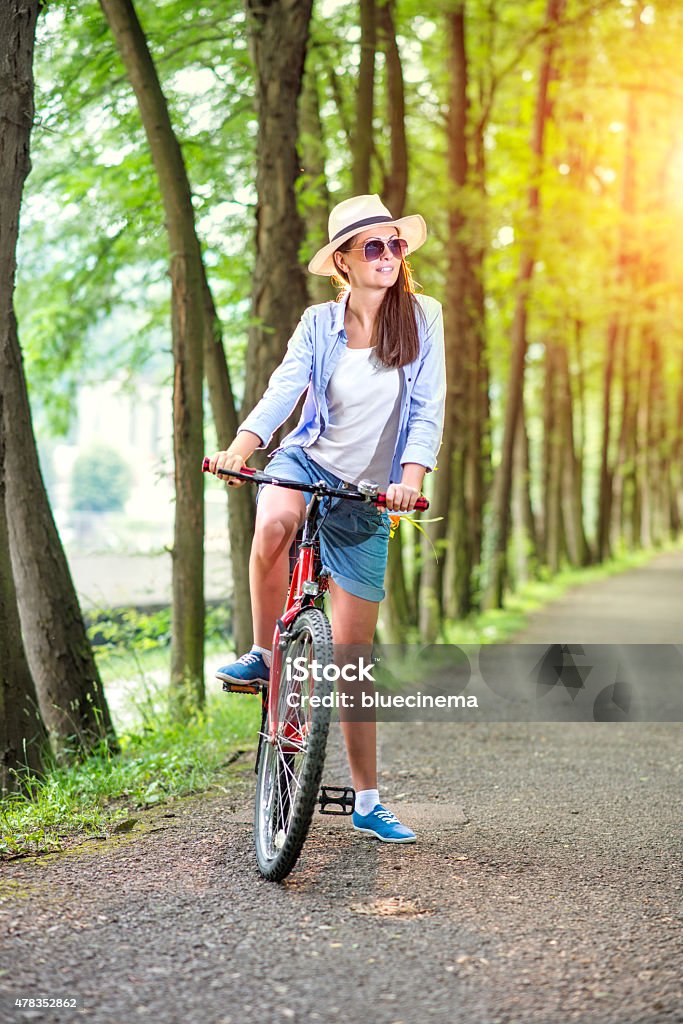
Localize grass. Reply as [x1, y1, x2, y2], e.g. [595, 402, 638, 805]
[0, 645, 261, 860]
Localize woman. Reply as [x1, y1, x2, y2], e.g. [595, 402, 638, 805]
[207, 194, 446, 843]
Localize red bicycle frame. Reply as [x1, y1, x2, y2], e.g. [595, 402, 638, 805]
[267, 500, 329, 747]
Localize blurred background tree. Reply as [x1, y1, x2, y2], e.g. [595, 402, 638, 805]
[70, 444, 132, 513]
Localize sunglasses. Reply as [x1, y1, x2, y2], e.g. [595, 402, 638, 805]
[343, 237, 409, 262]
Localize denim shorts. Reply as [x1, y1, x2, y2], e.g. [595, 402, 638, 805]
[256, 445, 391, 603]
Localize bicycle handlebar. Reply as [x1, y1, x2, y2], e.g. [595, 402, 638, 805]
[202, 457, 429, 511]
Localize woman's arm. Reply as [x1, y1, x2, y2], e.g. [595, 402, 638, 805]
[207, 311, 314, 482]
[386, 300, 445, 512]
[400, 300, 446, 474]
[237, 311, 314, 450]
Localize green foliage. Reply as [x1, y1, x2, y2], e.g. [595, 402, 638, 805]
[70, 444, 132, 512]
[18, 0, 256, 432]
[0, 685, 259, 858]
[23, 0, 683, 448]
[86, 601, 233, 664]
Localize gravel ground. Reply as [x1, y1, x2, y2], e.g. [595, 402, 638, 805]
[1, 551, 682, 1024]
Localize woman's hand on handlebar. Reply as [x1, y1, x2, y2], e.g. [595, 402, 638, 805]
[384, 482, 422, 512]
[207, 449, 249, 486]
[206, 431, 262, 485]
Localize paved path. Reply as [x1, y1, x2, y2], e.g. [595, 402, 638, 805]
[1, 549, 681, 1024]
[511, 547, 683, 644]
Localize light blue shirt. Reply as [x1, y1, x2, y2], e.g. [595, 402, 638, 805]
[239, 292, 446, 485]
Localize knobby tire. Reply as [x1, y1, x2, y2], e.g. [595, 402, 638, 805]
[254, 607, 334, 881]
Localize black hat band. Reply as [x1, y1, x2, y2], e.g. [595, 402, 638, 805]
[330, 215, 393, 243]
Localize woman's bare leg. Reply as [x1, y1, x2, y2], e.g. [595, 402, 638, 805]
[250, 486, 305, 649]
[328, 579, 380, 792]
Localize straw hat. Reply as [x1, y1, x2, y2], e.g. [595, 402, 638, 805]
[307, 194, 427, 276]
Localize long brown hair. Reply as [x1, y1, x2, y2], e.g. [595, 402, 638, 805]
[332, 239, 425, 368]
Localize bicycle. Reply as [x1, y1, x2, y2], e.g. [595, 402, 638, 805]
[202, 457, 428, 881]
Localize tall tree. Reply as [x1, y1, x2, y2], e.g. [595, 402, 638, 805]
[201, 278, 256, 657]
[596, 92, 637, 562]
[352, 0, 376, 195]
[378, 0, 412, 643]
[378, 0, 407, 217]
[1, 394, 49, 794]
[99, 0, 205, 714]
[484, 0, 566, 609]
[420, 3, 473, 637]
[555, 340, 589, 567]
[299, 56, 332, 306]
[510, 409, 538, 586]
[671, 349, 683, 537]
[542, 340, 565, 572]
[611, 324, 637, 548]
[1, 0, 117, 760]
[242, 0, 313, 437]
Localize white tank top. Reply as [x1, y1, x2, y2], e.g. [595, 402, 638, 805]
[308, 345, 402, 489]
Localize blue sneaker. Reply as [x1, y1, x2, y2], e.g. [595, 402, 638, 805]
[352, 804, 416, 844]
[216, 650, 270, 693]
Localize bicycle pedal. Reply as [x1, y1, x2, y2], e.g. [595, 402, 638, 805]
[221, 679, 266, 695]
[318, 785, 356, 816]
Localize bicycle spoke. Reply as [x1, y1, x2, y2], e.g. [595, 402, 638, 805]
[276, 749, 304, 795]
[276, 737, 308, 755]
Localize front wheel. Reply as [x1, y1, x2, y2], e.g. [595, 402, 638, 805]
[254, 608, 334, 881]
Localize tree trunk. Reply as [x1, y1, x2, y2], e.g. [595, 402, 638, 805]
[376, 0, 411, 641]
[597, 319, 618, 560]
[467, 107, 491, 605]
[99, 0, 205, 715]
[352, 0, 376, 195]
[544, 343, 563, 573]
[650, 332, 667, 547]
[556, 341, 589, 566]
[572, 319, 593, 563]
[242, 0, 312, 453]
[378, 0, 407, 217]
[324, 52, 352, 151]
[0, 391, 49, 794]
[669, 351, 683, 537]
[597, 92, 637, 562]
[615, 323, 645, 553]
[611, 325, 634, 548]
[381, 530, 413, 642]
[201, 275, 255, 656]
[418, 5, 470, 637]
[511, 407, 537, 587]
[1, 0, 117, 760]
[540, 342, 553, 559]
[300, 58, 332, 306]
[639, 327, 665, 549]
[484, 0, 565, 608]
